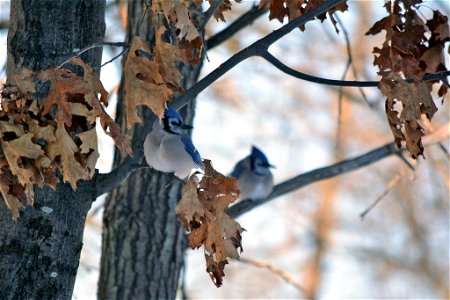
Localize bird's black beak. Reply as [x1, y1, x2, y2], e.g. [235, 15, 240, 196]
[266, 163, 276, 169]
[182, 124, 194, 130]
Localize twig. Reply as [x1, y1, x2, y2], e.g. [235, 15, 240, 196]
[137, 3, 151, 36]
[239, 257, 307, 295]
[57, 41, 129, 69]
[335, 53, 351, 152]
[200, 0, 225, 29]
[100, 47, 129, 69]
[360, 167, 410, 219]
[395, 152, 415, 171]
[206, 5, 268, 50]
[336, 15, 371, 105]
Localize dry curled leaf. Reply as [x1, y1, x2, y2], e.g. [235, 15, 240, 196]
[1, 133, 44, 186]
[0, 179, 23, 221]
[380, 73, 437, 158]
[260, 0, 348, 32]
[176, 160, 243, 287]
[209, 0, 241, 22]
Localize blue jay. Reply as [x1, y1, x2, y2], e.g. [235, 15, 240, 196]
[144, 107, 203, 179]
[231, 146, 274, 200]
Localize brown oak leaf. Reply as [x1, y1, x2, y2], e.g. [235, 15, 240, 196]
[260, 0, 348, 32]
[39, 68, 88, 127]
[176, 160, 243, 287]
[380, 73, 437, 158]
[124, 36, 172, 124]
[0, 179, 23, 221]
[69, 57, 132, 155]
[1, 133, 44, 186]
[47, 125, 90, 189]
[78, 128, 99, 177]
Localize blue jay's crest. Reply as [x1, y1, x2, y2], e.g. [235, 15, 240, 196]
[251, 146, 270, 166]
[163, 107, 193, 134]
[181, 134, 203, 166]
[250, 146, 274, 176]
[164, 107, 183, 121]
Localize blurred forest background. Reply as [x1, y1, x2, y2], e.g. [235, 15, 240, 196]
[0, 1, 448, 299]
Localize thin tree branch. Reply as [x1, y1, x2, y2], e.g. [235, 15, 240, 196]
[335, 15, 371, 105]
[206, 5, 269, 50]
[239, 257, 307, 295]
[359, 167, 410, 219]
[57, 41, 129, 69]
[200, 0, 225, 29]
[259, 51, 450, 87]
[99, 47, 130, 69]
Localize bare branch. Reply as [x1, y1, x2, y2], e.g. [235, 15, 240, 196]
[259, 51, 450, 87]
[360, 167, 410, 219]
[335, 15, 371, 105]
[206, 5, 269, 50]
[239, 257, 307, 295]
[99, 48, 130, 69]
[57, 41, 129, 69]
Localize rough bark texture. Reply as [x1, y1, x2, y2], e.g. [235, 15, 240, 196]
[98, 2, 203, 299]
[0, 1, 105, 299]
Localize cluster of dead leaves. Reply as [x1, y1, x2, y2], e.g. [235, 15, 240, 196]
[125, 0, 208, 124]
[176, 160, 244, 287]
[0, 58, 130, 220]
[259, 0, 348, 33]
[366, 0, 449, 158]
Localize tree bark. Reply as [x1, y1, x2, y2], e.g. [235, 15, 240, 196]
[98, 2, 203, 299]
[0, 1, 105, 299]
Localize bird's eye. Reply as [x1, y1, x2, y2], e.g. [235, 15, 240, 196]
[170, 121, 177, 126]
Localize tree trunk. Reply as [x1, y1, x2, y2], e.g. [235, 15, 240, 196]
[0, 1, 105, 299]
[98, 2, 203, 299]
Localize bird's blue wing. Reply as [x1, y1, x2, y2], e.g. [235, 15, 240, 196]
[181, 134, 203, 166]
[231, 160, 245, 179]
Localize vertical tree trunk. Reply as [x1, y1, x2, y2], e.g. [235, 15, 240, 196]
[0, 1, 105, 299]
[98, 2, 203, 299]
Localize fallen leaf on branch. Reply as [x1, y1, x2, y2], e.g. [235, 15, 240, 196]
[176, 160, 244, 287]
